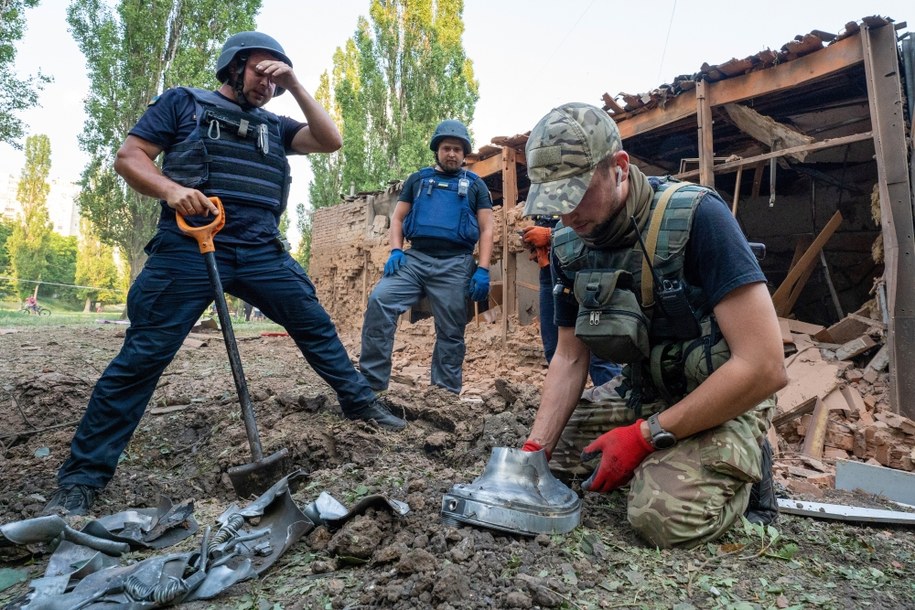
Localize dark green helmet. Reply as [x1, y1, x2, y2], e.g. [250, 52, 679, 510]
[429, 119, 472, 154]
[216, 31, 292, 96]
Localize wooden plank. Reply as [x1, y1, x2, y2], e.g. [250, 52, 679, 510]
[696, 80, 715, 188]
[501, 146, 518, 346]
[778, 318, 793, 344]
[801, 397, 829, 459]
[862, 25, 915, 420]
[781, 317, 826, 336]
[776, 352, 842, 418]
[675, 132, 873, 180]
[772, 211, 843, 317]
[723, 103, 815, 160]
[617, 33, 865, 139]
[867, 345, 890, 372]
[835, 335, 878, 361]
[814, 315, 876, 344]
[466, 153, 503, 179]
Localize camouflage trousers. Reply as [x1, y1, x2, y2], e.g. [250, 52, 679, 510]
[552, 391, 775, 549]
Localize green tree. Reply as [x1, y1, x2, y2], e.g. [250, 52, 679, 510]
[75, 218, 120, 309]
[309, 0, 479, 205]
[7, 134, 52, 298]
[44, 232, 78, 303]
[293, 201, 313, 270]
[0, 0, 52, 148]
[68, 0, 260, 281]
[0, 217, 15, 297]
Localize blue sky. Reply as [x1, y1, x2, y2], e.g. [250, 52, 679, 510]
[2, 0, 912, 239]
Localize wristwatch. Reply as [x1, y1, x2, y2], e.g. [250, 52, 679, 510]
[647, 413, 677, 449]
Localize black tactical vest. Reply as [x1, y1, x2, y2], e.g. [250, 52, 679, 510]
[162, 88, 291, 215]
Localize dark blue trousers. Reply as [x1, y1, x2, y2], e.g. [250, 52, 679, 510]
[58, 230, 375, 489]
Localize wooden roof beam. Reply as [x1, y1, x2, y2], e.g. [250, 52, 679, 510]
[674, 131, 872, 180]
[722, 103, 815, 161]
[616, 32, 865, 140]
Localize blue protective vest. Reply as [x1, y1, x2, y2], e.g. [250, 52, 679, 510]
[161, 88, 291, 216]
[402, 167, 480, 248]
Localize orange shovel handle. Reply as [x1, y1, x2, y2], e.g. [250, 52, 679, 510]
[176, 196, 225, 254]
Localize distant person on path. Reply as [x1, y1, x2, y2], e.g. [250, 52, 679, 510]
[359, 120, 494, 394]
[24, 295, 38, 313]
[44, 31, 405, 517]
[520, 103, 787, 548]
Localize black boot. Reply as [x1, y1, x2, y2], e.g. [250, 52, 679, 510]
[744, 438, 778, 525]
[346, 397, 406, 431]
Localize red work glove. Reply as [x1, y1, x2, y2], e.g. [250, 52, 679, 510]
[580, 420, 654, 493]
[533, 246, 551, 268]
[521, 226, 551, 248]
[522, 440, 552, 461]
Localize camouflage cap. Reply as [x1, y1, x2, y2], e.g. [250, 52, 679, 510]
[523, 102, 622, 217]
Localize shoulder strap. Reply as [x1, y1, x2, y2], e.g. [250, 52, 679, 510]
[641, 182, 693, 307]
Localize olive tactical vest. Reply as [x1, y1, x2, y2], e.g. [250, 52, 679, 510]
[552, 179, 730, 408]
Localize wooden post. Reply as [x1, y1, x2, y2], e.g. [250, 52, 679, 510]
[862, 24, 915, 418]
[500, 146, 518, 347]
[731, 165, 743, 216]
[695, 79, 715, 188]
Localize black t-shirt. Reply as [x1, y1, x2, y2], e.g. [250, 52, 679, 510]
[131, 88, 305, 151]
[553, 189, 766, 326]
[399, 167, 493, 256]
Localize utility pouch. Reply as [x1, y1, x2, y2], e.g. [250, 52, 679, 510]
[655, 277, 702, 340]
[683, 317, 731, 392]
[162, 138, 209, 187]
[573, 269, 649, 363]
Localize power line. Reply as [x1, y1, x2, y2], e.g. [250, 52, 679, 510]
[656, 0, 678, 84]
[544, 0, 598, 69]
[0, 276, 124, 293]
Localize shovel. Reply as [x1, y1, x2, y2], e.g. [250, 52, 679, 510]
[177, 197, 289, 498]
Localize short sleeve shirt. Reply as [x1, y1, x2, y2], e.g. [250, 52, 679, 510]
[553, 188, 766, 326]
[130, 88, 305, 151]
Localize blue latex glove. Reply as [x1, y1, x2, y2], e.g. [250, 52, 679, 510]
[384, 249, 405, 276]
[468, 267, 490, 302]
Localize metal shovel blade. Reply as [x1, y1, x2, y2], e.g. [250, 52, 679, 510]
[441, 447, 581, 536]
[227, 447, 290, 499]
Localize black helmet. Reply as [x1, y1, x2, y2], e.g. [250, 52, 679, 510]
[429, 119, 472, 154]
[216, 31, 293, 96]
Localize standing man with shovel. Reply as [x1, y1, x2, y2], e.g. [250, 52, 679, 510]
[45, 31, 405, 517]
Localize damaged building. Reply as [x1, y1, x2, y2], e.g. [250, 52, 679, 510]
[310, 12, 915, 448]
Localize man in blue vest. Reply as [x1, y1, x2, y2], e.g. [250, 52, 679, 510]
[520, 103, 787, 548]
[44, 31, 405, 517]
[359, 120, 494, 394]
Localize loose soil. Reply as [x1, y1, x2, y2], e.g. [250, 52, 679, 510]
[1, 321, 914, 609]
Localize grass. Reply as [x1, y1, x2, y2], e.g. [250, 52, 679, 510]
[0, 299, 286, 335]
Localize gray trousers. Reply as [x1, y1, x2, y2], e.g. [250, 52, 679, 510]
[360, 249, 475, 393]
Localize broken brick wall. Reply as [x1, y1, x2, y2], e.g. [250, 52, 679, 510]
[310, 190, 531, 331]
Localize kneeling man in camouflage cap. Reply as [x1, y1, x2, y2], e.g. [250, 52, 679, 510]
[520, 102, 787, 548]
